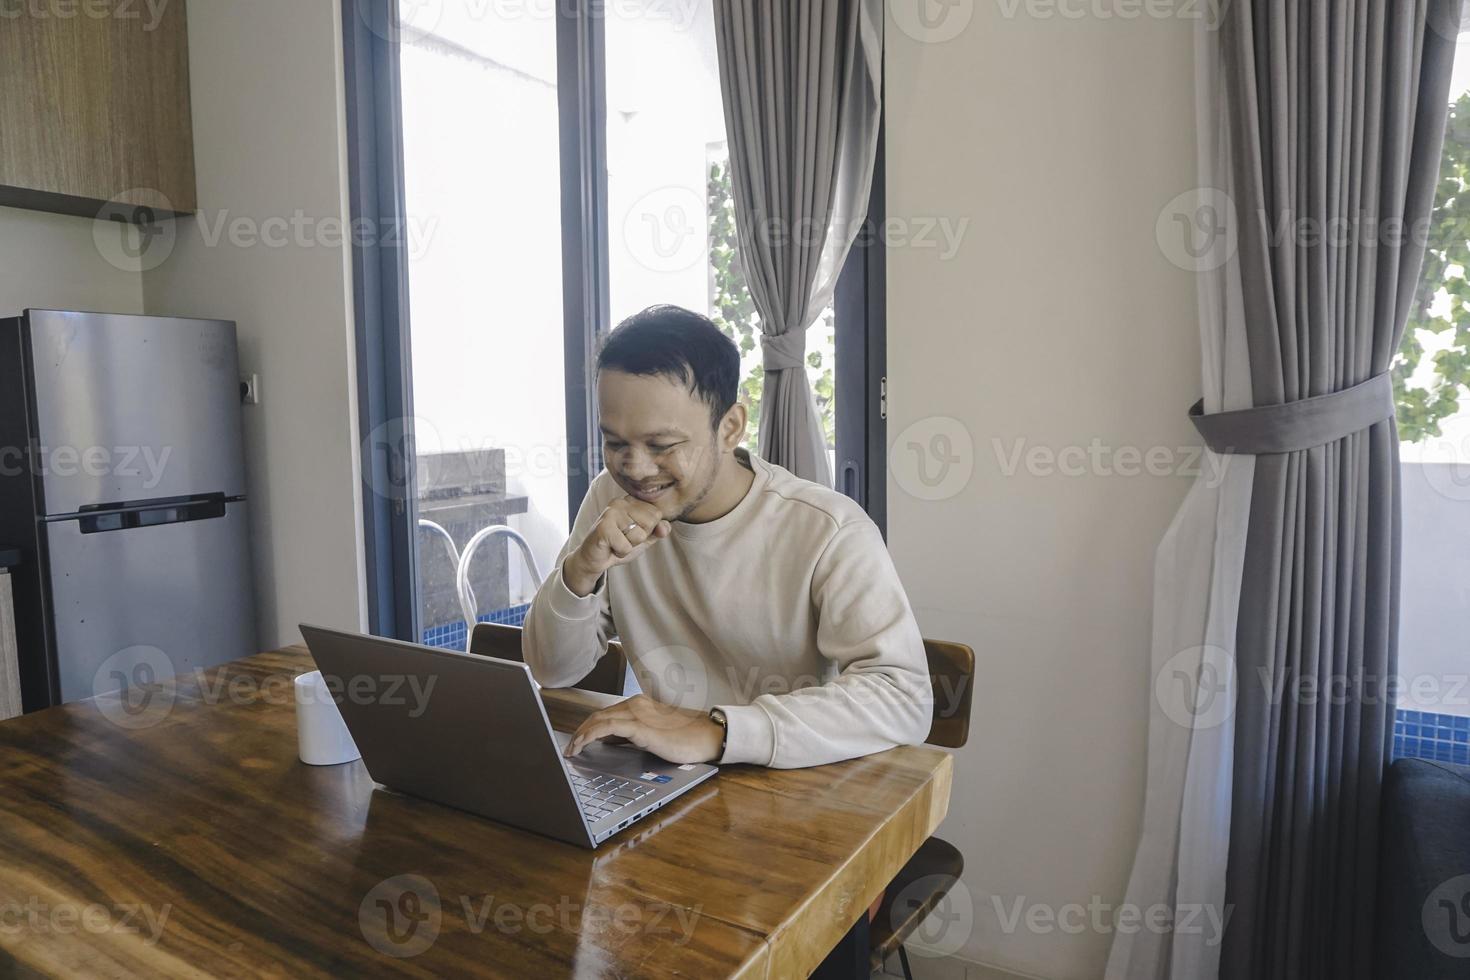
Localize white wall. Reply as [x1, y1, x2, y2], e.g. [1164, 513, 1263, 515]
[0, 0, 363, 653]
[0, 207, 145, 317]
[884, 6, 1200, 979]
[141, 0, 365, 648]
[1399, 461, 1470, 714]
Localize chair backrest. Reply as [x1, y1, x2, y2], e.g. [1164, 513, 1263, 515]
[469, 624, 971, 746]
[923, 638, 974, 749]
[468, 622, 627, 697]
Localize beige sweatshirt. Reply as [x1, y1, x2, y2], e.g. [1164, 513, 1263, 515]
[523, 449, 932, 769]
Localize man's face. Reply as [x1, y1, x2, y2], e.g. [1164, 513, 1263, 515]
[596, 369, 728, 521]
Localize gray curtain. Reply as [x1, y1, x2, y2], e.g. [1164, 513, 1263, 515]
[1209, 2, 1462, 978]
[712, 0, 881, 486]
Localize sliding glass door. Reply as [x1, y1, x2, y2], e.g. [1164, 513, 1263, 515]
[397, 6, 568, 647]
[345, 0, 883, 645]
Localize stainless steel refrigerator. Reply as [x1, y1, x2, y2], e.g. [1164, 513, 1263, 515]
[0, 310, 258, 712]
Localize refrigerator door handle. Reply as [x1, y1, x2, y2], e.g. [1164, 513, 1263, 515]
[50, 492, 237, 534]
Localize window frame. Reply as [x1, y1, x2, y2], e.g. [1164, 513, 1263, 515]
[834, 112, 888, 536]
[556, 0, 610, 516]
[343, 0, 420, 640]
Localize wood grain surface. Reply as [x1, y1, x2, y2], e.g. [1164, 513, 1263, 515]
[0, 646, 952, 977]
[0, 0, 196, 214]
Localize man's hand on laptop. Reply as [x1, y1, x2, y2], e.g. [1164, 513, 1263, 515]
[562, 694, 723, 765]
[562, 497, 672, 597]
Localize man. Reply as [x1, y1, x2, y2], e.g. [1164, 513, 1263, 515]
[524, 304, 931, 769]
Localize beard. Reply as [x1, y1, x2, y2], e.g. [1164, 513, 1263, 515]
[672, 443, 723, 521]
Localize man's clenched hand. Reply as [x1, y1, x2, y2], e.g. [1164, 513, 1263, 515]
[562, 497, 672, 597]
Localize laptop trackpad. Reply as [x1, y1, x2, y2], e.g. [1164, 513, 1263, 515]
[560, 733, 692, 780]
[553, 729, 637, 762]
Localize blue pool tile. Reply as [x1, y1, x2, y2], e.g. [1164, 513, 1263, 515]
[1393, 708, 1470, 763]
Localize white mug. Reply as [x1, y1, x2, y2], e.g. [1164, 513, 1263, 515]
[294, 669, 361, 766]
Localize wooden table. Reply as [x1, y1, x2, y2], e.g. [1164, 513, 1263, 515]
[0, 647, 953, 977]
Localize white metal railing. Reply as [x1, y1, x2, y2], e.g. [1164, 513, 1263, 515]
[454, 524, 544, 650]
[417, 520, 545, 650]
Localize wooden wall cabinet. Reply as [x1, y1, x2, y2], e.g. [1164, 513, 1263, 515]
[0, 0, 196, 219]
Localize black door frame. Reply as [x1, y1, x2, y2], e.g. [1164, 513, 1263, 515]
[342, 0, 419, 640]
[556, 0, 611, 517]
[834, 113, 888, 537]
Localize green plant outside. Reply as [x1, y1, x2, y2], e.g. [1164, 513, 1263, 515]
[707, 158, 836, 452]
[1397, 91, 1470, 443]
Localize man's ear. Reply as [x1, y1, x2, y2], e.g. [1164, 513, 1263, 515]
[718, 402, 748, 453]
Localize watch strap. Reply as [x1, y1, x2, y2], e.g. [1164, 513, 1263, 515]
[709, 707, 728, 762]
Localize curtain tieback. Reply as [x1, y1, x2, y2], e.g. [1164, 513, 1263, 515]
[761, 330, 807, 371]
[1188, 372, 1395, 455]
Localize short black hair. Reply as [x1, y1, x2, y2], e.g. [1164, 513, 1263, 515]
[595, 305, 739, 427]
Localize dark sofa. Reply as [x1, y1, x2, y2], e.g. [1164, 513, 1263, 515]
[1378, 759, 1470, 978]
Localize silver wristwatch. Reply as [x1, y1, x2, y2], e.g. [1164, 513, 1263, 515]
[709, 707, 729, 762]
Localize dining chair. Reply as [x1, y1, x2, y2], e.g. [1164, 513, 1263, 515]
[467, 622, 627, 697]
[869, 638, 975, 980]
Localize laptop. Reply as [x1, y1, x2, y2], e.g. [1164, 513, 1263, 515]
[299, 624, 718, 848]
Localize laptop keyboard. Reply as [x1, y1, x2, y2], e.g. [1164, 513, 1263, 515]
[570, 772, 655, 822]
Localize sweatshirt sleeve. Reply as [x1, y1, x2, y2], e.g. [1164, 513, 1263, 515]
[522, 478, 617, 688]
[715, 520, 934, 768]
